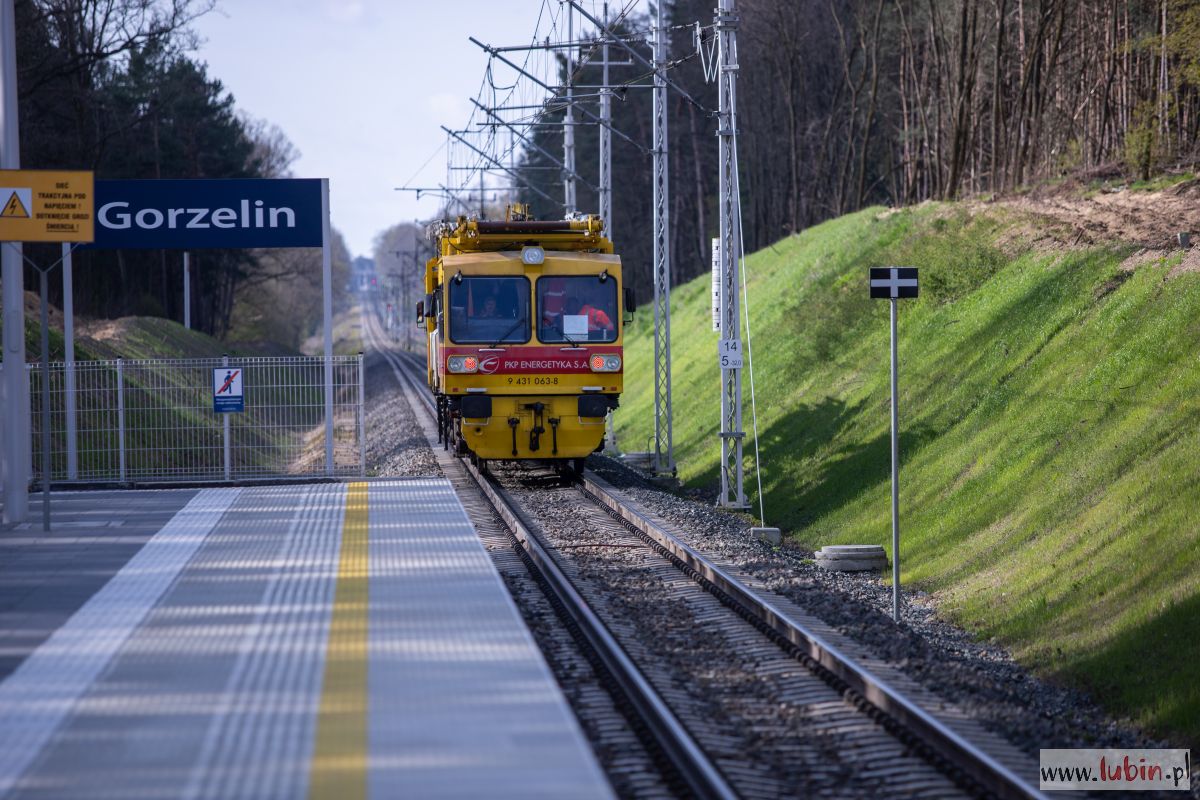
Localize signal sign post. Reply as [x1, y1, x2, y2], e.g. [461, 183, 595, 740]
[870, 267, 918, 621]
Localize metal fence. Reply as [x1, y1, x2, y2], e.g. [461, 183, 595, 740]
[26, 356, 364, 483]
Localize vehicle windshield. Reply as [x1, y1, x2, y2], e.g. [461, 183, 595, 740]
[448, 276, 530, 344]
[537, 276, 618, 343]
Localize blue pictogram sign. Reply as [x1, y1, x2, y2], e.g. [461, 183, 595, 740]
[213, 367, 244, 413]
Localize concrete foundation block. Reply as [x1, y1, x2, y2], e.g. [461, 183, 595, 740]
[752, 527, 781, 545]
[815, 544, 888, 572]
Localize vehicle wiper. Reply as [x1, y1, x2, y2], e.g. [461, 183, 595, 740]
[489, 315, 527, 348]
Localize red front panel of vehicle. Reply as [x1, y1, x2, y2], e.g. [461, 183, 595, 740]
[443, 346, 622, 375]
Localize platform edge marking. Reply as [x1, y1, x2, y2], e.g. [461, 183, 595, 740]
[308, 482, 369, 800]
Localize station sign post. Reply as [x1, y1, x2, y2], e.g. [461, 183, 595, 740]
[869, 266, 919, 622]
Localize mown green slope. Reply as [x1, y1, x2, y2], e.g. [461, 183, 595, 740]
[614, 203, 1200, 744]
[9, 306, 288, 362]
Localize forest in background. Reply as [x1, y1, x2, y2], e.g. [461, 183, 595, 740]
[513, 0, 1200, 299]
[10, 0, 1200, 342]
[9, 0, 351, 349]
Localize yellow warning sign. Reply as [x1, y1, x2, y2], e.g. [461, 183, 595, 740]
[1, 190, 31, 218]
[0, 170, 94, 242]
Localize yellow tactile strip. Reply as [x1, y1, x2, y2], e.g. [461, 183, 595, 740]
[308, 482, 369, 800]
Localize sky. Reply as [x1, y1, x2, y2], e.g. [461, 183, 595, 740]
[191, 1, 577, 259]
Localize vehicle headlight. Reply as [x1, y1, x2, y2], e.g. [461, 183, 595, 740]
[589, 354, 621, 372]
[448, 355, 478, 373]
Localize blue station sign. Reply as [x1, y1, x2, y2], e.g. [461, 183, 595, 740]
[88, 178, 324, 250]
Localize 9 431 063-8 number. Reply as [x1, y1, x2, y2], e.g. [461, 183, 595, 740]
[507, 376, 559, 385]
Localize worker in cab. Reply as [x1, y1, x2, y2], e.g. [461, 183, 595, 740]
[477, 294, 499, 318]
[565, 294, 614, 337]
[580, 288, 614, 334]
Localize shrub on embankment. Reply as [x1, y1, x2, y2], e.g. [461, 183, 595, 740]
[614, 202, 1200, 746]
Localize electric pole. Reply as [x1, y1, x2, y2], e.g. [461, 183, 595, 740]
[598, 1, 612, 240]
[563, 2, 577, 214]
[717, 0, 747, 508]
[600, 2, 616, 451]
[651, 0, 674, 475]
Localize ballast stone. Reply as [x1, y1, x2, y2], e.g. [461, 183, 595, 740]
[815, 544, 888, 572]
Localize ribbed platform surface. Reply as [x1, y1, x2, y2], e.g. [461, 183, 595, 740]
[0, 481, 612, 800]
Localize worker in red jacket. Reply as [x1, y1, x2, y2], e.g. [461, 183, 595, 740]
[566, 295, 614, 334]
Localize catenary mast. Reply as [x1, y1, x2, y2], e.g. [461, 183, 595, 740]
[717, 0, 747, 508]
[651, 0, 674, 475]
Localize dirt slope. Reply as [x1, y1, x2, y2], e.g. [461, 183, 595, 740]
[983, 177, 1200, 249]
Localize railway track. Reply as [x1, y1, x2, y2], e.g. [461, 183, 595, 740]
[362, 305, 1046, 800]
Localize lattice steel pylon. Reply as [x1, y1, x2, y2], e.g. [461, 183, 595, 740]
[598, 3, 612, 239]
[600, 3, 617, 451]
[651, 0, 674, 475]
[716, 0, 747, 507]
[563, 3, 577, 214]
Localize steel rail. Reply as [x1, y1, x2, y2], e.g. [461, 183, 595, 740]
[362, 309, 737, 800]
[460, 464, 737, 800]
[577, 473, 1048, 800]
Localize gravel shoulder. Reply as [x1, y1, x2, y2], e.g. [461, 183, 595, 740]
[363, 348, 442, 478]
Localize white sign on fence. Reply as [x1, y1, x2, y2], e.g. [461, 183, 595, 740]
[212, 367, 244, 413]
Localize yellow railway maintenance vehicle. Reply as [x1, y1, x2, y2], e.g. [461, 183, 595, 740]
[419, 207, 634, 472]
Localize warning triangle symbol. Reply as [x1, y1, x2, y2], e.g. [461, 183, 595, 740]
[1, 191, 30, 218]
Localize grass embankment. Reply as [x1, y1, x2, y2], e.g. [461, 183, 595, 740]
[614, 203, 1200, 745]
[9, 296, 291, 363]
[301, 303, 364, 357]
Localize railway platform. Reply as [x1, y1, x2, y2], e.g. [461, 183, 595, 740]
[0, 481, 613, 799]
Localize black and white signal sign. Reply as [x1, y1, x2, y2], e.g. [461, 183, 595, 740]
[869, 267, 919, 299]
[868, 264, 919, 622]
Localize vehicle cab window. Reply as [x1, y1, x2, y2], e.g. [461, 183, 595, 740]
[538, 276, 618, 343]
[448, 276, 530, 344]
